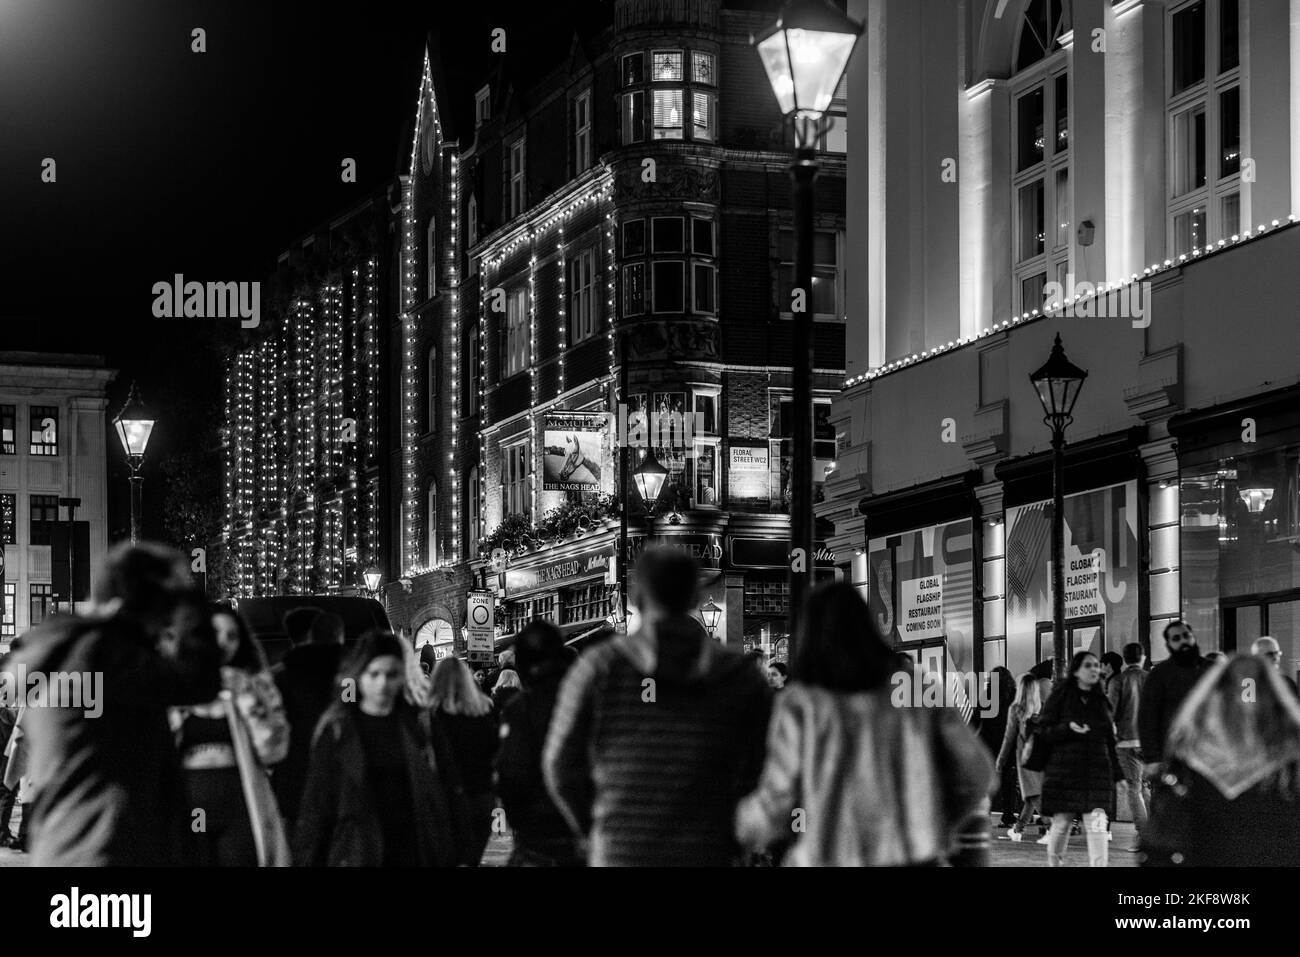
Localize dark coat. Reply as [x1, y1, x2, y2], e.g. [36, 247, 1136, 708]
[431, 709, 499, 796]
[1039, 682, 1122, 817]
[293, 704, 457, 867]
[13, 613, 221, 866]
[272, 642, 344, 822]
[1138, 654, 1209, 763]
[495, 667, 581, 865]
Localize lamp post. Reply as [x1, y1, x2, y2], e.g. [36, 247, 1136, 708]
[363, 565, 382, 597]
[111, 383, 155, 545]
[1029, 334, 1088, 682]
[755, 0, 862, 657]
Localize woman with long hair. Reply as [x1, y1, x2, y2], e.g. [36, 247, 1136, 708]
[170, 601, 290, 866]
[1038, 650, 1122, 867]
[979, 665, 1018, 827]
[294, 631, 458, 866]
[735, 582, 993, 865]
[491, 668, 523, 713]
[996, 673, 1046, 842]
[428, 656, 499, 867]
[1143, 654, 1300, 866]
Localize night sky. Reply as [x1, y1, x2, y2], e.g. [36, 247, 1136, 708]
[0, 0, 610, 538]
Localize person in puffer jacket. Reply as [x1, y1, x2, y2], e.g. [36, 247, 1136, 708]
[544, 547, 772, 866]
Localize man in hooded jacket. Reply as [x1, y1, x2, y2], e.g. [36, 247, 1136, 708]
[543, 547, 772, 866]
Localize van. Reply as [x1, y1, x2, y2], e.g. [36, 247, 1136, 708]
[230, 596, 392, 665]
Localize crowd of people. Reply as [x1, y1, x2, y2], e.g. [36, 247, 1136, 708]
[2, 539, 1299, 867]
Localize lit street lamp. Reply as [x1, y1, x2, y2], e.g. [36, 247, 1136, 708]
[1030, 334, 1088, 682]
[701, 595, 722, 639]
[363, 565, 382, 597]
[755, 0, 862, 657]
[112, 383, 155, 545]
[632, 451, 669, 508]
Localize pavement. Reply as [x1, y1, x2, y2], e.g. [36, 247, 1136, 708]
[1, 822, 1139, 867]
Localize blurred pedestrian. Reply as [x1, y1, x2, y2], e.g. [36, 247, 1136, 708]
[10, 543, 222, 865]
[0, 654, 16, 849]
[735, 582, 992, 866]
[428, 656, 499, 866]
[1030, 659, 1055, 703]
[1251, 637, 1298, 695]
[492, 668, 522, 713]
[282, 606, 321, 649]
[494, 620, 581, 866]
[170, 602, 290, 866]
[766, 661, 788, 690]
[545, 547, 772, 866]
[1100, 652, 1124, 696]
[1109, 641, 1149, 850]
[1038, 651, 1123, 866]
[1139, 621, 1209, 774]
[979, 665, 1017, 827]
[273, 611, 346, 831]
[996, 673, 1046, 842]
[1141, 655, 1300, 866]
[419, 644, 438, 677]
[294, 631, 457, 866]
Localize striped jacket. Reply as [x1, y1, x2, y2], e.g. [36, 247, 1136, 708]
[543, 618, 772, 866]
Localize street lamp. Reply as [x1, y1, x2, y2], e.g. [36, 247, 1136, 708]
[112, 383, 155, 545]
[363, 565, 382, 596]
[632, 451, 669, 509]
[701, 595, 722, 639]
[755, 0, 862, 656]
[1029, 334, 1088, 682]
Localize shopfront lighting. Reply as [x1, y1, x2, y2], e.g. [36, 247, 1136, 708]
[1239, 488, 1275, 513]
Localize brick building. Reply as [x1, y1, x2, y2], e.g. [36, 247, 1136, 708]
[383, 0, 848, 658]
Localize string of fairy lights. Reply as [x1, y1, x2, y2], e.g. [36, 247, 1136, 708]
[843, 214, 1300, 388]
[223, 258, 381, 597]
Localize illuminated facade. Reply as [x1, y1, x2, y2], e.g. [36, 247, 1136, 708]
[825, 0, 1300, 682]
[384, 1, 849, 656]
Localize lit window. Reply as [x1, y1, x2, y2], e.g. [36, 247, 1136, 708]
[29, 583, 53, 628]
[692, 51, 715, 85]
[0, 493, 15, 545]
[0, 405, 15, 455]
[652, 51, 683, 81]
[30, 406, 58, 456]
[1011, 55, 1069, 313]
[1, 582, 14, 638]
[653, 90, 683, 140]
[692, 92, 715, 142]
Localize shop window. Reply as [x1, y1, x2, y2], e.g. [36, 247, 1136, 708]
[506, 594, 556, 635]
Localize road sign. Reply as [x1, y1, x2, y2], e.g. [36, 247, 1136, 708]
[466, 590, 495, 662]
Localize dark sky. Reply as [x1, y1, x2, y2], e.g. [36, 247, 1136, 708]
[0, 0, 610, 537]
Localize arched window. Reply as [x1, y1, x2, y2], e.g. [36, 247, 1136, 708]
[1011, 0, 1072, 314]
[428, 346, 438, 432]
[427, 482, 439, 567]
[468, 195, 479, 247]
[467, 466, 481, 553]
[1015, 0, 1072, 72]
[427, 215, 437, 298]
